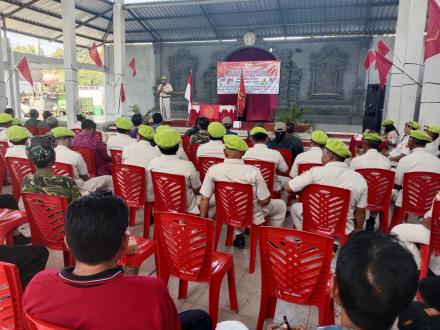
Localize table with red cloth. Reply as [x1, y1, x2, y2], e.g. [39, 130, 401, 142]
[188, 104, 236, 125]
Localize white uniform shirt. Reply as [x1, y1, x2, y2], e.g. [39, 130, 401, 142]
[426, 138, 440, 156]
[387, 130, 400, 146]
[153, 145, 188, 161]
[54, 145, 88, 180]
[389, 135, 410, 158]
[5, 145, 27, 159]
[148, 154, 201, 214]
[0, 128, 7, 142]
[106, 133, 136, 156]
[349, 149, 392, 171]
[290, 147, 323, 178]
[288, 162, 368, 234]
[196, 140, 225, 159]
[243, 144, 288, 190]
[157, 83, 173, 97]
[200, 158, 271, 225]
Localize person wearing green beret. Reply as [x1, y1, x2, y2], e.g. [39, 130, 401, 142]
[424, 125, 440, 156]
[388, 120, 420, 163]
[157, 76, 173, 119]
[4, 108, 21, 127]
[0, 112, 13, 141]
[106, 117, 136, 157]
[350, 133, 391, 171]
[382, 119, 400, 149]
[5, 126, 30, 159]
[196, 122, 226, 159]
[52, 127, 113, 195]
[290, 130, 328, 178]
[286, 138, 368, 235]
[199, 134, 286, 249]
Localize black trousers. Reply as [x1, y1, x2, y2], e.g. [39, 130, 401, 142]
[179, 310, 212, 330]
[0, 194, 19, 210]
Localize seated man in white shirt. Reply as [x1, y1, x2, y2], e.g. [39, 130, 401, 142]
[200, 135, 286, 249]
[388, 120, 420, 164]
[154, 125, 188, 161]
[122, 125, 160, 203]
[52, 127, 113, 195]
[196, 122, 226, 159]
[106, 117, 136, 157]
[424, 125, 440, 156]
[350, 132, 391, 171]
[290, 130, 328, 178]
[0, 113, 13, 141]
[5, 126, 30, 159]
[286, 139, 368, 236]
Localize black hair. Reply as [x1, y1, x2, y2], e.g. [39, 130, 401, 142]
[209, 135, 223, 141]
[274, 131, 285, 143]
[29, 109, 39, 118]
[251, 132, 268, 142]
[152, 113, 163, 124]
[418, 276, 440, 311]
[384, 124, 399, 135]
[117, 128, 130, 134]
[364, 139, 381, 150]
[4, 108, 14, 116]
[286, 122, 295, 134]
[409, 136, 429, 148]
[10, 138, 28, 146]
[27, 136, 55, 169]
[42, 110, 52, 120]
[336, 231, 418, 330]
[198, 117, 209, 130]
[158, 144, 179, 155]
[76, 114, 86, 122]
[431, 133, 440, 141]
[81, 119, 97, 130]
[131, 113, 143, 127]
[65, 191, 129, 265]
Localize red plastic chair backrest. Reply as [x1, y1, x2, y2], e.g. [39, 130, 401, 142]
[155, 211, 214, 281]
[356, 168, 395, 210]
[215, 181, 254, 229]
[110, 149, 123, 165]
[94, 131, 103, 141]
[6, 157, 36, 201]
[274, 148, 293, 168]
[151, 171, 186, 213]
[302, 184, 351, 242]
[0, 141, 9, 160]
[245, 139, 254, 148]
[189, 144, 199, 168]
[71, 128, 81, 135]
[244, 159, 275, 193]
[259, 227, 334, 305]
[71, 146, 96, 177]
[0, 261, 24, 330]
[112, 164, 145, 208]
[402, 172, 440, 217]
[22, 193, 69, 250]
[298, 163, 322, 175]
[52, 162, 74, 178]
[37, 128, 49, 136]
[182, 135, 190, 157]
[430, 200, 440, 257]
[26, 127, 40, 136]
[26, 312, 71, 330]
[0, 141, 8, 193]
[198, 157, 223, 182]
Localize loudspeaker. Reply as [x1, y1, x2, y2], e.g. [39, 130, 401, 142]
[362, 84, 386, 133]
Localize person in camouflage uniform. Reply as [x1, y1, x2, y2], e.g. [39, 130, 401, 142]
[22, 136, 81, 201]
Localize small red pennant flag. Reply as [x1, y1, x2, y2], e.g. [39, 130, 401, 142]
[363, 50, 376, 70]
[375, 52, 393, 89]
[425, 0, 440, 61]
[129, 58, 136, 77]
[376, 39, 391, 57]
[89, 43, 102, 68]
[119, 84, 126, 103]
[17, 57, 33, 88]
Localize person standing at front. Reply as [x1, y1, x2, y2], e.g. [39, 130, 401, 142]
[157, 76, 173, 119]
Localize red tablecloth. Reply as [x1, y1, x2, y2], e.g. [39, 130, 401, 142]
[188, 104, 236, 125]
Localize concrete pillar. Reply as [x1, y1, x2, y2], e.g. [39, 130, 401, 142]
[0, 28, 6, 110]
[61, 0, 79, 128]
[153, 42, 162, 111]
[113, 0, 126, 115]
[10, 52, 21, 116]
[419, 56, 440, 125]
[3, 37, 15, 109]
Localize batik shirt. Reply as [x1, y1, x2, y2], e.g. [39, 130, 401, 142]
[190, 131, 210, 145]
[22, 173, 81, 201]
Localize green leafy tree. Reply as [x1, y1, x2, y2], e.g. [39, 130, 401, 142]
[13, 44, 38, 55]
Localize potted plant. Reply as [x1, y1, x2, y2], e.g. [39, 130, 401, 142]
[129, 104, 154, 123]
[276, 104, 312, 133]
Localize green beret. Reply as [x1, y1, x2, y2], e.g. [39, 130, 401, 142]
[223, 135, 249, 152]
[382, 119, 394, 126]
[6, 126, 29, 142]
[406, 121, 420, 130]
[52, 127, 74, 139]
[208, 122, 226, 138]
[11, 118, 21, 126]
[311, 131, 328, 145]
[0, 113, 13, 124]
[325, 139, 352, 158]
[410, 130, 432, 142]
[250, 127, 268, 136]
[138, 125, 155, 140]
[363, 132, 382, 142]
[161, 76, 168, 80]
[115, 117, 133, 130]
[155, 125, 170, 133]
[154, 128, 181, 149]
[425, 125, 440, 134]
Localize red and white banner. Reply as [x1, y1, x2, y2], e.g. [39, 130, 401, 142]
[188, 104, 236, 125]
[217, 61, 280, 95]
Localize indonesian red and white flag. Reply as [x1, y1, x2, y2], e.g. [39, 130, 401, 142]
[375, 52, 393, 89]
[119, 84, 126, 104]
[89, 43, 102, 68]
[184, 70, 192, 113]
[236, 70, 246, 117]
[16, 57, 33, 88]
[129, 58, 136, 77]
[363, 50, 376, 69]
[425, 0, 440, 61]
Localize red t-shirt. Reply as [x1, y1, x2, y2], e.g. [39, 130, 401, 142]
[23, 267, 181, 330]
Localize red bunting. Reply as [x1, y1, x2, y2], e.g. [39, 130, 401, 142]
[375, 52, 393, 89]
[129, 58, 136, 77]
[16, 57, 33, 88]
[376, 39, 391, 57]
[425, 0, 440, 61]
[363, 51, 376, 69]
[236, 70, 246, 117]
[119, 84, 126, 103]
[89, 43, 102, 68]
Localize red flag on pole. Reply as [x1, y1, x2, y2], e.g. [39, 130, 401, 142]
[376, 39, 391, 57]
[375, 52, 393, 89]
[119, 84, 126, 104]
[129, 58, 136, 77]
[425, 0, 440, 61]
[363, 50, 376, 69]
[16, 57, 33, 88]
[236, 70, 246, 117]
[89, 43, 102, 68]
[184, 70, 192, 113]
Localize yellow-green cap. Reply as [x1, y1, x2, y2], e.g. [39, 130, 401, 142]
[154, 128, 181, 149]
[311, 131, 328, 145]
[382, 119, 394, 126]
[11, 118, 20, 126]
[208, 122, 226, 138]
[161, 76, 167, 80]
[0, 113, 13, 124]
[410, 130, 432, 142]
[250, 127, 268, 136]
[223, 135, 249, 152]
[52, 127, 74, 139]
[363, 132, 382, 142]
[6, 126, 29, 142]
[115, 117, 133, 130]
[138, 125, 155, 140]
[155, 125, 170, 133]
[406, 120, 420, 130]
[425, 125, 440, 134]
[325, 139, 352, 158]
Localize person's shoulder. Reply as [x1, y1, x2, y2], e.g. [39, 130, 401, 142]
[117, 274, 169, 295]
[27, 269, 59, 287]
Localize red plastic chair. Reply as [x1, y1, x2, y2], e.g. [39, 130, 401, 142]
[110, 149, 123, 165]
[112, 164, 154, 237]
[0, 261, 24, 330]
[419, 200, 440, 283]
[6, 157, 36, 202]
[214, 181, 258, 273]
[182, 135, 190, 158]
[274, 148, 293, 174]
[155, 211, 238, 327]
[298, 163, 322, 175]
[198, 156, 223, 182]
[245, 139, 254, 148]
[37, 128, 49, 136]
[256, 227, 335, 330]
[151, 171, 186, 213]
[0, 209, 28, 245]
[52, 162, 74, 178]
[356, 169, 395, 233]
[244, 159, 278, 198]
[302, 184, 351, 246]
[71, 128, 81, 135]
[26, 313, 71, 330]
[71, 146, 97, 177]
[94, 130, 103, 141]
[189, 144, 199, 168]
[0, 141, 9, 193]
[390, 172, 440, 229]
[118, 236, 157, 268]
[26, 127, 40, 136]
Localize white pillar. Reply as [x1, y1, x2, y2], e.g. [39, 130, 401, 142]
[61, 0, 79, 128]
[3, 38, 15, 109]
[113, 0, 126, 115]
[419, 55, 440, 125]
[0, 28, 6, 110]
[10, 52, 21, 116]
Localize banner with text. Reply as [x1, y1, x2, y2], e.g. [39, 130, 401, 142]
[217, 61, 281, 95]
